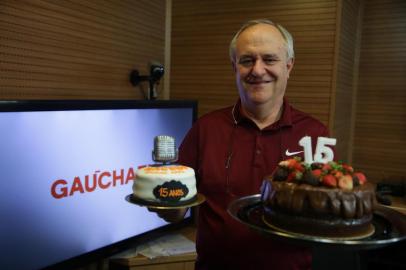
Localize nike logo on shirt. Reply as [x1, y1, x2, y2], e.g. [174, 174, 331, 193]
[285, 149, 304, 156]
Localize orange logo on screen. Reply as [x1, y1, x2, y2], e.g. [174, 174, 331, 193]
[50, 167, 135, 199]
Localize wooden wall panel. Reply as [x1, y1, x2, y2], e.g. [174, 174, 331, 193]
[0, 0, 166, 100]
[333, 0, 362, 162]
[353, 0, 406, 182]
[171, 0, 337, 126]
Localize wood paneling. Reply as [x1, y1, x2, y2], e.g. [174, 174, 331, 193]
[0, 0, 167, 100]
[333, 0, 363, 162]
[170, 0, 337, 126]
[353, 0, 406, 182]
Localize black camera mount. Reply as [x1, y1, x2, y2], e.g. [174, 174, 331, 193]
[130, 64, 164, 100]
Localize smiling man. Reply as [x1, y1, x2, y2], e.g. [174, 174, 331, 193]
[231, 21, 294, 129]
[150, 19, 330, 270]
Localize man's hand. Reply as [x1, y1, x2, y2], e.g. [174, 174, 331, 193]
[147, 207, 189, 223]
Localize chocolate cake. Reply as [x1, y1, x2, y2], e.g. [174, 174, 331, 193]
[261, 158, 376, 238]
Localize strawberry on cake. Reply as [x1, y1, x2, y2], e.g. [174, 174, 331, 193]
[261, 158, 376, 238]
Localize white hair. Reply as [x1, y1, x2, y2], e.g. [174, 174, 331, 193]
[229, 19, 294, 63]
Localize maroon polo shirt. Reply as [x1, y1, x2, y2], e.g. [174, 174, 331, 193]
[178, 98, 329, 270]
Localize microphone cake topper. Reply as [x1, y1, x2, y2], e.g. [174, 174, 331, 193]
[152, 135, 179, 164]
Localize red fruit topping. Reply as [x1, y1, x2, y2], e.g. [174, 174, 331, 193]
[353, 172, 367, 185]
[322, 175, 337, 188]
[338, 175, 353, 190]
[293, 162, 305, 172]
[312, 169, 322, 178]
[287, 158, 299, 168]
[286, 172, 296, 182]
[274, 158, 366, 191]
[333, 170, 343, 178]
[322, 163, 332, 172]
[342, 164, 354, 173]
[279, 159, 292, 168]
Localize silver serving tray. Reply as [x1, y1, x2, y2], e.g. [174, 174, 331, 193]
[228, 194, 406, 250]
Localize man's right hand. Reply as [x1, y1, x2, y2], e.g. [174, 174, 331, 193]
[147, 207, 189, 223]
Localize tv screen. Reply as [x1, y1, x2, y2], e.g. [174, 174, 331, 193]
[0, 100, 197, 270]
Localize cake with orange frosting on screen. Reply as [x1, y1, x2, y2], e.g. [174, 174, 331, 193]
[261, 158, 376, 238]
[133, 164, 197, 205]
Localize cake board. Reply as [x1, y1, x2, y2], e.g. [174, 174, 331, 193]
[228, 194, 406, 270]
[125, 193, 206, 209]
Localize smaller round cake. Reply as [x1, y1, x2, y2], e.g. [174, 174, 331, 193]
[261, 158, 376, 238]
[133, 164, 197, 206]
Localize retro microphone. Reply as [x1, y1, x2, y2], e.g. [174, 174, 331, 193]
[152, 135, 178, 164]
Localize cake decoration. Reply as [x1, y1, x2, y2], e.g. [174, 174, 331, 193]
[153, 180, 189, 202]
[299, 136, 336, 164]
[273, 157, 367, 191]
[261, 136, 376, 238]
[132, 135, 197, 205]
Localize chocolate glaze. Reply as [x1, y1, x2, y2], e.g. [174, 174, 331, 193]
[263, 207, 373, 237]
[263, 179, 376, 236]
[264, 179, 376, 220]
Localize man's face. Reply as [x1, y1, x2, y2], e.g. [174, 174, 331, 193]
[233, 24, 294, 107]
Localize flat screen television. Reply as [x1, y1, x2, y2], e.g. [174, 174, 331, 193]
[0, 100, 197, 270]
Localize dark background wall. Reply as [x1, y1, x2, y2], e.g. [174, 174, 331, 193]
[353, 0, 406, 182]
[0, 0, 167, 99]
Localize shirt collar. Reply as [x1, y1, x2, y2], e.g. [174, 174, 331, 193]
[231, 98, 293, 130]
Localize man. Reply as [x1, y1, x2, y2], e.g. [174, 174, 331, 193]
[152, 19, 329, 269]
